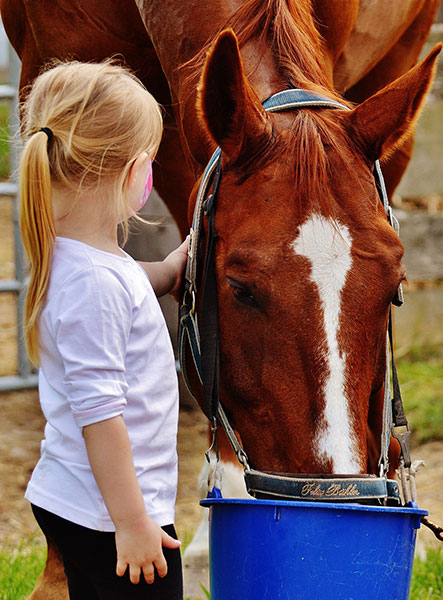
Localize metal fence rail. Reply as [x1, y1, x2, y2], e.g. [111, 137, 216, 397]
[0, 45, 37, 392]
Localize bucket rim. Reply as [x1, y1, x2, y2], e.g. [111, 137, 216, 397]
[200, 497, 428, 516]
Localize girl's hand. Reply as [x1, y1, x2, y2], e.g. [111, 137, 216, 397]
[163, 235, 189, 294]
[115, 513, 181, 584]
[137, 236, 189, 298]
[164, 236, 189, 297]
[83, 417, 180, 586]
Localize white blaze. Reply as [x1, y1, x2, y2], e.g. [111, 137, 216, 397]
[291, 214, 360, 473]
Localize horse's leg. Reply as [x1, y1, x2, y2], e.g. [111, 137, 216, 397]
[343, 0, 440, 197]
[28, 537, 68, 600]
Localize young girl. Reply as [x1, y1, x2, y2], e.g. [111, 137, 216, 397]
[19, 60, 188, 599]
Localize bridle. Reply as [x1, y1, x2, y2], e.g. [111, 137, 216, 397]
[179, 88, 412, 506]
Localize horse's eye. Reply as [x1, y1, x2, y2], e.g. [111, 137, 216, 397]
[226, 277, 260, 309]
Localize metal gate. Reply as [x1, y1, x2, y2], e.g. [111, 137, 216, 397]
[0, 45, 38, 391]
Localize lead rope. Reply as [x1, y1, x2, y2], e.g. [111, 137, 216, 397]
[199, 155, 225, 495]
[421, 516, 443, 541]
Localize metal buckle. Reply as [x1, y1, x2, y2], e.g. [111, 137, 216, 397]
[392, 283, 404, 307]
[386, 206, 398, 233]
[182, 288, 196, 315]
[236, 447, 250, 472]
[188, 228, 195, 261]
[205, 416, 219, 464]
[391, 424, 411, 469]
[203, 193, 215, 216]
[385, 207, 405, 307]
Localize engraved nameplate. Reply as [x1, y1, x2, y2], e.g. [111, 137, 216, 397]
[301, 482, 360, 498]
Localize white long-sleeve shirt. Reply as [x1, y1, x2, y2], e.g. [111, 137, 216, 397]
[25, 237, 179, 531]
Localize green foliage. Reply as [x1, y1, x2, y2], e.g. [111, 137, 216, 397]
[397, 353, 443, 445]
[410, 548, 443, 600]
[179, 528, 195, 555]
[0, 103, 10, 180]
[0, 538, 442, 599]
[0, 539, 46, 600]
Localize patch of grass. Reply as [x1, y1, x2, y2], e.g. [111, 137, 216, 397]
[0, 103, 10, 180]
[1, 537, 441, 600]
[179, 528, 195, 555]
[410, 547, 443, 600]
[0, 538, 46, 600]
[397, 351, 443, 445]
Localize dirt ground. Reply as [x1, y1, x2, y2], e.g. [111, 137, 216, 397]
[0, 389, 442, 555]
[0, 388, 210, 549]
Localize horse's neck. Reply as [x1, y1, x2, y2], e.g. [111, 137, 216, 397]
[137, 0, 326, 167]
[137, 0, 229, 89]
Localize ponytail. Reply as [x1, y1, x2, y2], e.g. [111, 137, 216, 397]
[19, 60, 164, 364]
[19, 130, 55, 365]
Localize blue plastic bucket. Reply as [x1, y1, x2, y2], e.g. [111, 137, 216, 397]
[200, 497, 426, 599]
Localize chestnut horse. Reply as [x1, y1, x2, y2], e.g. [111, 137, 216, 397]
[1, 0, 440, 598]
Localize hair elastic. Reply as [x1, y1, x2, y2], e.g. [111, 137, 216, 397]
[39, 127, 54, 142]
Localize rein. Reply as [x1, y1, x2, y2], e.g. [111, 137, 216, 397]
[179, 89, 432, 515]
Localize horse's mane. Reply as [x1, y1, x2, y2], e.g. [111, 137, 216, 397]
[185, 0, 357, 216]
[186, 0, 346, 102]
[229, 0, 332, 95]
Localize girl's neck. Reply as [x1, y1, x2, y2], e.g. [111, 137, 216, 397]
[52, 185, 123, 256]
[56, 230, 122, 256]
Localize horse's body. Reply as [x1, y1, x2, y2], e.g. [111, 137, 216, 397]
[2, 0, 439, 228]
[1, 1, 440, 598]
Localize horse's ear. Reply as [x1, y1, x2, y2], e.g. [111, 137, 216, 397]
[197, 29, 269, 163]
[346, 44, 442, 162]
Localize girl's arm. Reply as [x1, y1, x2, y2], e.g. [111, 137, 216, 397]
[82, 415, 180, 584]
[138, 237, 188, 297]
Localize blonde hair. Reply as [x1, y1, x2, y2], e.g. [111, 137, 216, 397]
[19, 60, 163, 364]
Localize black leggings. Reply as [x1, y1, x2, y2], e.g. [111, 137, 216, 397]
[32, 505, 183, 600]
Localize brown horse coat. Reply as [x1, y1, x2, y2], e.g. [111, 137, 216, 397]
[0, 1, 439, 598]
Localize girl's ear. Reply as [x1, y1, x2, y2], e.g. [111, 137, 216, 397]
[345, 44, 441, 163]
[127, 152, 149, 191]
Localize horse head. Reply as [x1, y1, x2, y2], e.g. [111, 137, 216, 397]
[192, 30, 441, 477]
